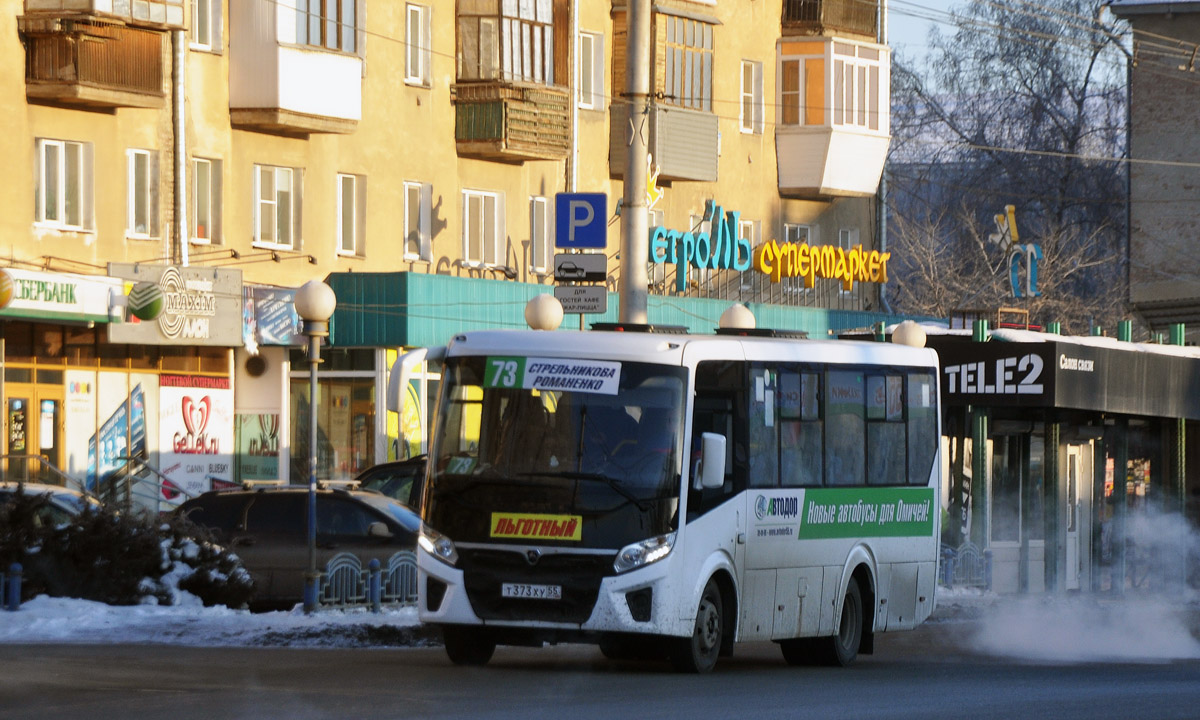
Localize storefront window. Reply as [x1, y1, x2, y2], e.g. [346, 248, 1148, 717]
[290, 376, 376, 481]
[990, 435, 1022, 543]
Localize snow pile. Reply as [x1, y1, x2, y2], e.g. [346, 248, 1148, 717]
[0, 596, 426, 648]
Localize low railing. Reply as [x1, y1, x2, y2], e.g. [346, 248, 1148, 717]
[2, 563, 22, 612]
[452, 81, 570, 161]
[0, 454, 87, 492]
[99, 455, 197, 514]
[319, 551, 419, 611]
[940, 541, 993, 590]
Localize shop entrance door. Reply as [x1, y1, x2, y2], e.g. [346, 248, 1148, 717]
[1065, 445, 1083, 590]
[4, 383, 64, 483]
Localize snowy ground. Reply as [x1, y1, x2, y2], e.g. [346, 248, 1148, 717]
[0, 596, 431, 648]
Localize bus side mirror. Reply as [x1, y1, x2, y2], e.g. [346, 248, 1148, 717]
[700, 432, 726, 490]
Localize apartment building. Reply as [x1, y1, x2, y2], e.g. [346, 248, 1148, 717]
[0, 0, 898, 503]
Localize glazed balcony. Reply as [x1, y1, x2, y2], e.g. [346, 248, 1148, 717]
[19, 17, 165, 109]
[452, 82, 570, 162]
[22, 0, 186, 29]
[783, 0, 878, 39]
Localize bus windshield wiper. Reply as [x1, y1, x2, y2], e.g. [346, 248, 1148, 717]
[518, 471, 651, 512]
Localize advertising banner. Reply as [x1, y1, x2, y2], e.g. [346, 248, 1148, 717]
[108, 264, 243, 346]
[158, 375, 234, 498]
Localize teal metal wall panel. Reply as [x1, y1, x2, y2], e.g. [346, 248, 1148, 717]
[327, 271, 912, 348]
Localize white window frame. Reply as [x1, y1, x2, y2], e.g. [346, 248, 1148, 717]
[530, 196, 550, 274]
[337, 173, 365, 257]
[783, 223, 811, 245]
[664, 15, 713, 111]
[191, 157, 221, 245]
[462, 189, 503, 267]
[778, 38, 888, 133]
[740, 59, 763, 134]
[296, 0, 359, 54]
[578, 30, 604, 111]
[254, 164, 300, 250]
[405, 3, 432, 86]
[190, 0, 223, 51]
[126, 148, 157, 239]
[35, 138, 92, 231]
[403, 181, 432, 262]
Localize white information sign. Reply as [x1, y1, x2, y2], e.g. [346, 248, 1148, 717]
[553, 285, 608, 314]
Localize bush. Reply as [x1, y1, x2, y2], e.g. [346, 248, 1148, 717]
[0, 487, 254, 608]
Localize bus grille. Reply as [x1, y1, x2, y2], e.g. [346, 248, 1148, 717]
[459, 548, 616, 624]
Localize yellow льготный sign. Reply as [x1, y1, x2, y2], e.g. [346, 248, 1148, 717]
[490, 512, 583, 541]
[754, 240, 891, 291]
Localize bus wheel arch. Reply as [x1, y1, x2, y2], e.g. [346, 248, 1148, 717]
[850, 564, 875, 655]
[671, 571, 734, 673]
[710, 569, 737, 657]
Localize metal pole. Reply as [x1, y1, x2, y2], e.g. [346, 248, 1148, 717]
[618, 0, 651, 324]
[303, 329, 321, 613]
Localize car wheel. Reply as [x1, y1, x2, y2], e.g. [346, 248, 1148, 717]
[442, 626, 496, 666]
[671, 579, 723, 673]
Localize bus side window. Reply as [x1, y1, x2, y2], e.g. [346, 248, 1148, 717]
[865, 374, 906, 485]
[906, 372, 938, 484]
[780, 369, 823, 487]
[825, 370, 866, 485]
[747, 366, 779, 487]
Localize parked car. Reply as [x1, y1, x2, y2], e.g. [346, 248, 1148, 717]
[354, 455, 426, 512]
[174, 484, 420, 610]
[0, 482, 102, 528]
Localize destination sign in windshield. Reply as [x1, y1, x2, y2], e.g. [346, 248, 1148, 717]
[483, 356, 621, 395]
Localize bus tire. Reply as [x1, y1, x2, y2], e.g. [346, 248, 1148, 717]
[671, 579, 723, 673]
[822, 577, 863, 667]
[442, 626, 496, 666]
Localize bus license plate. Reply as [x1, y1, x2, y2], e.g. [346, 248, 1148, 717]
[501, 583, 562, 600]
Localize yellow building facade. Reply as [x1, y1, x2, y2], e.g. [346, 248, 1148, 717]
[0, 0, 894, 502]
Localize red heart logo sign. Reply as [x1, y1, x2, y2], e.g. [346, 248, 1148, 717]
[181, 396, 211, 437]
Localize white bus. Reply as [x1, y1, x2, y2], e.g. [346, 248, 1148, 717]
[396, 324, 940, 673]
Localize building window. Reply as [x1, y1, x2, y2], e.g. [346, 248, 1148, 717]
[663, 15, 713, 111]
[690, 213, 714, 290]
[405, 3, 431, 86]
[404, 181, 432, 262]
[838, 228, 859, 294]
[578, 31, 604, 110]
[126, 149, 159, 239]
[783, 223, 811, 244]
[779, 39, 886, 131]
[458, 0, 556, 83]
[462, 189, 503, 267]
[530, 196, 549, 273]
[192, 157, 222, 244]
[254, 165, 301, 250]
[337, 173, 365, 257]
[191, 0, 222, 51]
[297, 0, 357, 53]
[35, 139, 92, 231]
[740, 60, 763, 134]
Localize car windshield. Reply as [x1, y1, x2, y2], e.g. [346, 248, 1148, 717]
[430, 356, 687, 505]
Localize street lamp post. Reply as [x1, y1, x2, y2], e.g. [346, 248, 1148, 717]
[294, 279, 337, 614]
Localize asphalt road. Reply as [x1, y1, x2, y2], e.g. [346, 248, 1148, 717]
[3, 622, 1199, 720]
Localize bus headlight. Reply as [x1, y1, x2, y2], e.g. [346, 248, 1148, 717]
[418, 526, 459, 566]
[614, 532, 675, 574]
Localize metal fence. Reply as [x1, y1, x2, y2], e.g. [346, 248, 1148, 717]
[318, 551, 419, 611]
[939, 541, 993, 590]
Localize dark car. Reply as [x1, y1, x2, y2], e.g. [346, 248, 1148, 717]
[174, 484, 420, 610]
[354, 455, 426, 512]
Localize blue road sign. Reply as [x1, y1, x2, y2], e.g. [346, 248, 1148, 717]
[555, 193, 608, 249]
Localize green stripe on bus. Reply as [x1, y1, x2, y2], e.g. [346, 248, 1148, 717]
[797, 487, 935, 539]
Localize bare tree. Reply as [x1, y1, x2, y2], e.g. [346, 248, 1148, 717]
[887, 0, 1130, 333]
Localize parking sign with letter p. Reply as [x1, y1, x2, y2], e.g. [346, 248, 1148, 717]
[555, 193, 607, 249]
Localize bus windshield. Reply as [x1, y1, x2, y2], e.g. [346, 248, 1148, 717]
[426, 355, 687, 545]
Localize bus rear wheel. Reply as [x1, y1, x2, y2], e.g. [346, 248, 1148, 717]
[822, 577, 863, 667]
[442, 626, 496, 666]
[671, 579, 723, 673]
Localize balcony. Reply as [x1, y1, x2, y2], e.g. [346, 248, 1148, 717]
[19, 17, 165, 109]
[783, 0, 878, 39]
[776, 126, 889, 198]
[228, 0, 361, 136]
[608, 104, 719, 183]
[452, 82, 570, 162]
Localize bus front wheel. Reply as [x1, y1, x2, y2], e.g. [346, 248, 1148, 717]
[671, 579, 723, 673]
[442, 626, 496, 666]
[823, 577, 863, 667]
